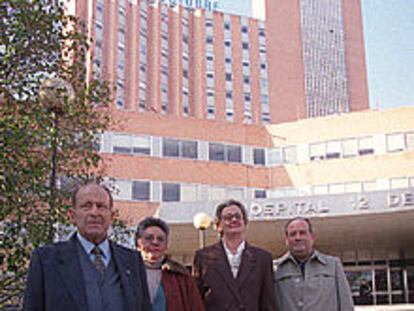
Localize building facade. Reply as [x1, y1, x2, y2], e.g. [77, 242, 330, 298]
[157, 107, 414, 306]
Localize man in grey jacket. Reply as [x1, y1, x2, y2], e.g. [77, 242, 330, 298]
[274, 217, 354, 311]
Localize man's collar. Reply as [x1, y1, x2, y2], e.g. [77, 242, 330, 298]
[280, 250, 327, 266]
[76, 232, 110, 259]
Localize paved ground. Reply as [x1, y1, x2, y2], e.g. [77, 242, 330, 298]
[355, 305, 414, 311]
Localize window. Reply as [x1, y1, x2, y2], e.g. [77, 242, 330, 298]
[209, 143, 225, 161]
[254, 189, 267, 199]
[210, 186, 226, 201]
[362, 180, 377, 191]
[113, 180, 131, 200]
[181, 184, 197, 202]
[313, 185, 328, 195]
[329, 183, 345, 194]
[113, 134, 151, 155]
[387, 133, 405, 152]
[242, 42, 249, 49]
[390, 177, 409, 189]
[406, 132, 414, 149]
[209, 143, 241, 163]
[342, 138, 358, 158]
[227, 145, 241, 163]
[132, 136, 151, 155]
[358, 136, 375, 155]
[284, 146, 297, 163]
[162, 183, 180, 202]
[310, 143, 325, 161]
[225, 73, 232, 81]
[268, 148, 284, 165]
[132, 181, 150, 201]
[113, 134, 131, 154]
[326, 140, 341, 159]
[181, 140, 197, 159]
[227, 188, 244, 200]
[344, 182, 362, 193]
[259, 28, 265, 37]
[163, 138, 179, 157]
[253, 148, 266, 165]
[162, 138, 197, 159]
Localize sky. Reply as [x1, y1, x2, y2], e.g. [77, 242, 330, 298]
[216, 0, 414, 110]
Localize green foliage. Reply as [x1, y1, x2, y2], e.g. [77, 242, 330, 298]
[0, 0, 112, 306]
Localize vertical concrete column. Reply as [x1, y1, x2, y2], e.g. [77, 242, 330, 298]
[168, 6, 181, 116]
[191, 9, 205, 119]
[147, 3, 161, 112]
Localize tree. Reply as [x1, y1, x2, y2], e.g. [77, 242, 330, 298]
[0, 0, 112, 306]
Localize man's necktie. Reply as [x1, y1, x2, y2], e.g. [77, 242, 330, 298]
[92, 246, 105, 274]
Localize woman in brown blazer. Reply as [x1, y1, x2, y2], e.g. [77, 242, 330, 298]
[193, 199, 277, 311]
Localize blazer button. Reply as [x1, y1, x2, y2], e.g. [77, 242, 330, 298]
[239, 304, 245, 309]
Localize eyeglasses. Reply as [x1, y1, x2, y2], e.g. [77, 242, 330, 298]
[222, 213, 243, 222]
[141, 234, 166, 244]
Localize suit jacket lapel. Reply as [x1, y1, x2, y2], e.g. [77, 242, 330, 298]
[236, 243, 256, 288]
[56, 236, 87, 311]
[214, 242, 244, 305]
[111, 242, 136, 311]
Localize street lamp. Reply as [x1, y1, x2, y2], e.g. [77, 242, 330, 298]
[193, 212, 212, 249]
[39, 77, 74, 242]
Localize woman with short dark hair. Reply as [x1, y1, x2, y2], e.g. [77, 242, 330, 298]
[136, 217, 204, 311]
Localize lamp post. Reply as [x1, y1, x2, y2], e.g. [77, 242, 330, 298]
[193, 212, 212, 249]
[39, 77, 74, 242]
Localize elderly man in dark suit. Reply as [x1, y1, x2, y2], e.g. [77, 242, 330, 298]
[23, 182, 151, 311]
[193, 199, 277, 311]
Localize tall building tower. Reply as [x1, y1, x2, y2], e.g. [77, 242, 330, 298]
[70, 0, 368, 126]
[265, 0, 369, 122]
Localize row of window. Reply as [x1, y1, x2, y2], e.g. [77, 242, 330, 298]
[104, 132, 296, 165]
[114, 179, 253, 203]
[105, 129, 414, 169]
[112, 175, 414, 203]
[310, 131, 414, 161]
[310, 136, 374, 161]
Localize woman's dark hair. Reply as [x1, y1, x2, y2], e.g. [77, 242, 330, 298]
[135, 217, 169, 243]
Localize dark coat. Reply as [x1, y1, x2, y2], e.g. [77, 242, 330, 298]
[193, 241, 277, 311]
[161, 258, 205, 311]
[23, 235, 151, 311]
